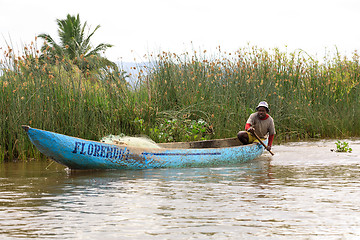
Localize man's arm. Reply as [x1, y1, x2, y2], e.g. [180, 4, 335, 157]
[245, 123, 256, 134]
[268, 134, 274, 147]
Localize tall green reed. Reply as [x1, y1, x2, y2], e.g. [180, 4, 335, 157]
[0, 39, 131, 161]
[141, 46, 360, 140]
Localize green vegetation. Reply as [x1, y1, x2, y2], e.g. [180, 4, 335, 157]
[1, 32, 360, 161]
[148, 118, 211, 143]
[334, 140, 352, 153]
[140, 47, 360, 141]
[38, 14, 116, 73]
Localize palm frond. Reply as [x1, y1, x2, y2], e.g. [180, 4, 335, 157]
[37, 13, 114, 73]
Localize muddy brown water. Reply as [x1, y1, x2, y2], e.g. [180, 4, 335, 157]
[0, 139, 359, 239]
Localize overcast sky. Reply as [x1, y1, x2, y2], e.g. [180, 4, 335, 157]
[1, 0, 360, 62]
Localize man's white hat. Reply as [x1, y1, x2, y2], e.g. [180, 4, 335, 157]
[256, 101, 269, 112]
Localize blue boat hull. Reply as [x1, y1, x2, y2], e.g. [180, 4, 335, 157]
[22, 126, 266, 170]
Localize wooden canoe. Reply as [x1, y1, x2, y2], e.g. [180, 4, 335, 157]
[22, 125, 266, 170]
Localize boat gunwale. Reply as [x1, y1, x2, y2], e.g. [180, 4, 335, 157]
[22, 125, 263, 151]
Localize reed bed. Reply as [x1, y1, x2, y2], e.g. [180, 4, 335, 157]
[0, 40, 133, 161]
[1, 41, 359, 161]
[143, 46, 360, 140]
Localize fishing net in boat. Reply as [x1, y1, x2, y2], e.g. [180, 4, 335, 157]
[100, 135, 161, 149]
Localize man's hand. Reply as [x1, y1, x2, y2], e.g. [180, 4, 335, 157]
[247, 127, 255, 134]
[266, 145, 272, 151]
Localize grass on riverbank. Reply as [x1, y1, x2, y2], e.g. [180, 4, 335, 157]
[143, 46, 360, 139]
[1, 41, 359, 161]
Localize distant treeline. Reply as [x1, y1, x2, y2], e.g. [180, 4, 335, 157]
[1, 43, 359, 161]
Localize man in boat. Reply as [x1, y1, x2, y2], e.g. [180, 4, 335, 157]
[237, 101, 275, 151]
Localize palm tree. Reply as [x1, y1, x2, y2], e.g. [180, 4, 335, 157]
[38, 14, 116, 73]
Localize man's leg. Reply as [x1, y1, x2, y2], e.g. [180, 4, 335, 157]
[237, 131, 249, 145]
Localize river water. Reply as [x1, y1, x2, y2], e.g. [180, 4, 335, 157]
[0, 139, 359, 239]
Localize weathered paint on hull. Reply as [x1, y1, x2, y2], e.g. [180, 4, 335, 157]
[23, 126, 265, 170]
